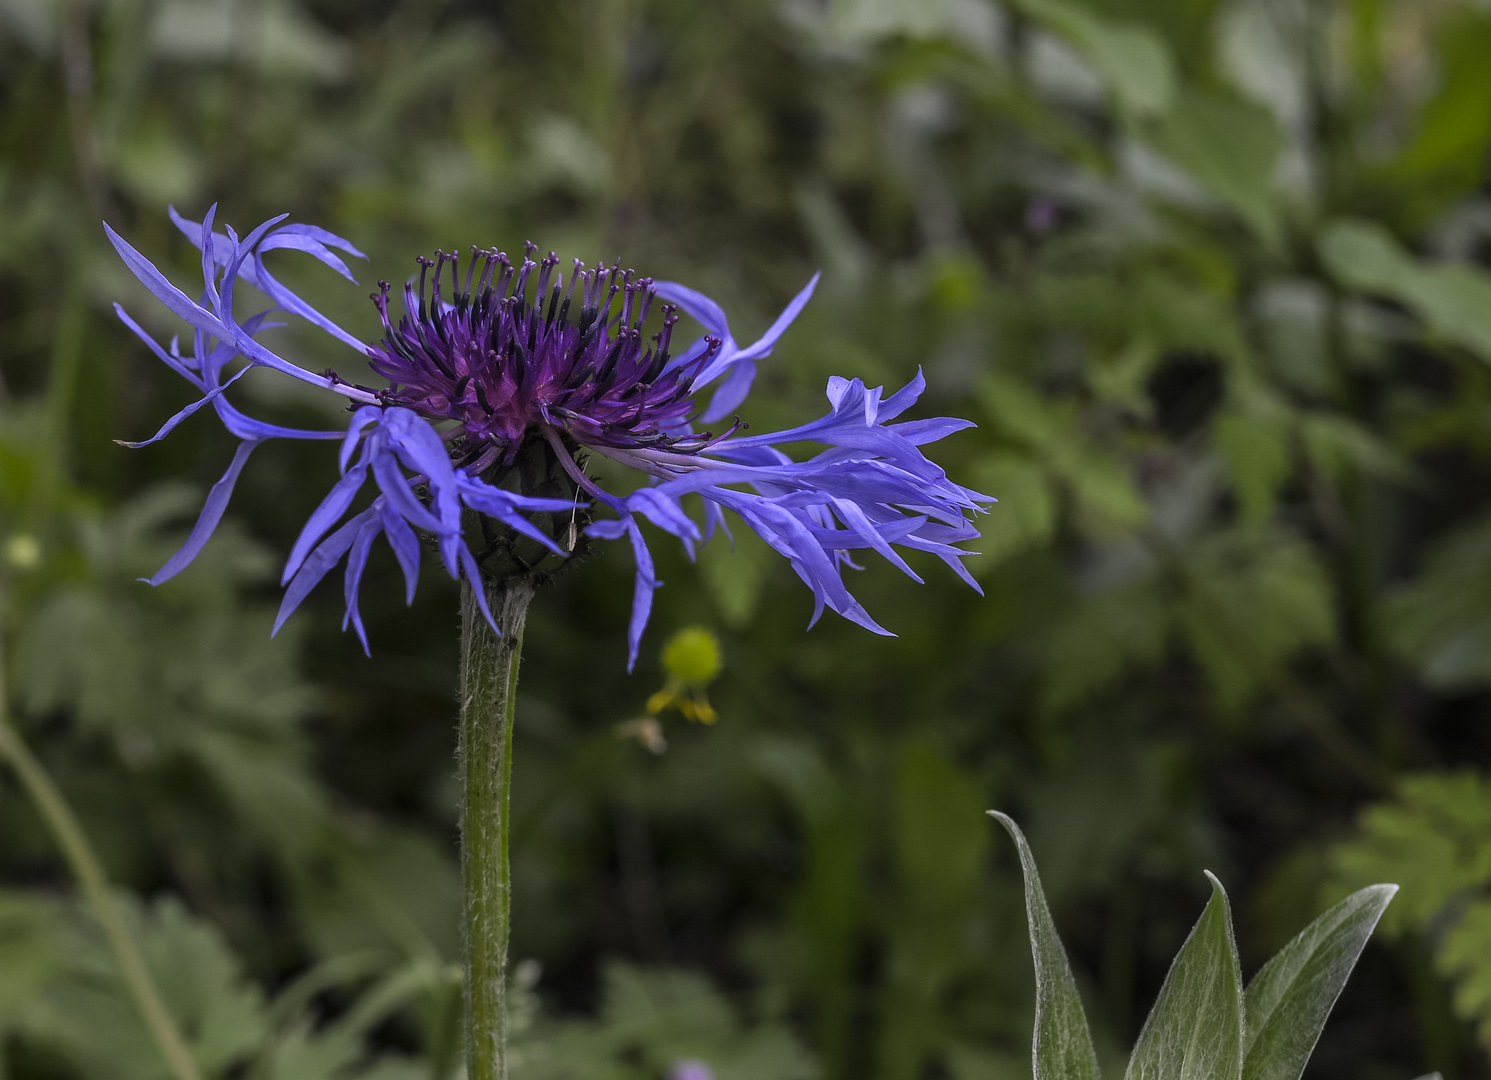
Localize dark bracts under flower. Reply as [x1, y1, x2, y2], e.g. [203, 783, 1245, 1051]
[105, 205, 993, 668]
[368, 244, 728, 469]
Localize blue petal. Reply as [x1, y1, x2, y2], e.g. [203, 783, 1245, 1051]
[689, 272, 819, 390]
[623, 518, 659, 672]
[215, 396, 346, 443]
[252, 259, 373, 353]
[272, 221, 368, 260]
[143, 440, 260, 586]
[274, 508, 374, 636]
[258, 231, 360, 283]
[455, 474, 574, 556]
[887, 417, 977, 444]
[342, 512, 386, 655]
[371, 451, 445, 536]
[113, 303, 203, 388]
[730, 271, 819, 363]
[377, 497, 423, 605]
[828, 497, 923, 582]
[170, 205, 373, 355]
[586, 519, 630, 540]
[652, 281, 732, 338]
[876, 366, 925, 421]
[282, 460, 371, 585]
[700, 359, 757, 424]
[626, 488, 701, 543]
[218, 214, 290, 320]
[341, 407, 385, 472]
[459, 545, 499, 636]
[104, 223, 224, 339]
[115, 363, 253, 448]
[198, 205, 221, 315]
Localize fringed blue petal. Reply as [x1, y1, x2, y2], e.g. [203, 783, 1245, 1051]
[142, 440, 260, 586]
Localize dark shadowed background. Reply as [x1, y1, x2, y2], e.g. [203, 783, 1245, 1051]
[4, 0, 1491, 1077]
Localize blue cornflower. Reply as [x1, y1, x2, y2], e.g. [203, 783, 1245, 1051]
[106, 206, 990, 666]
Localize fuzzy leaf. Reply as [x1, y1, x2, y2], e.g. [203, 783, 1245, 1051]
[989, 811, 1100, 1080]
[1243, 885, 1396, 1080]
[1125, 872, 1243, 1080]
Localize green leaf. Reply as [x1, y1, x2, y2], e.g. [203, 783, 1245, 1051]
[1144, 91, 1283, 247]
[0, 891, 61, 1026]
[1243, 885, 1397, 1080]
[1319, 219, 1491, 362]
[1008, 0, 1176, 118]
[1384, 512, 1491, 689]
[1125, 872, 1243, 1080]
[988, 812, 1099, 1080]
[1436, 898, 1491, 1049]
[1385, 14, 1491, 217]
[1328, 772, 1491, 933]
[1327, 777, 1491, 1053]
[19, 893, 266, 1080]
[1180, 537, 1335, 710]
[1212, 401, 1291, 530]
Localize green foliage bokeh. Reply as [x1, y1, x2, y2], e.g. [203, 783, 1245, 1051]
[4, 0, 1491, 1077]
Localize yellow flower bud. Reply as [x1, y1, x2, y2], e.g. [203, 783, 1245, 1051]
[660, 626, 722, 686]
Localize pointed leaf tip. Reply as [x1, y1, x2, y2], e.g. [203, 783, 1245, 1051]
[989, 810, 1100, 1080]
[1242, 884, 1396, 1080]
[1126, 870, 1243, 1080]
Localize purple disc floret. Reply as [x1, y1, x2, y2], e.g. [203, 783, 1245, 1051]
[106, 205, 992, 667]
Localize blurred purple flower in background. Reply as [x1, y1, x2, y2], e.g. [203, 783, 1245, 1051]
[1023, 197, 1060, 235]
[106, 206, 990, 665]
[668, 1060, 715, 1080]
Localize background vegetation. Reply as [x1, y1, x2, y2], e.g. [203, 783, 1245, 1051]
[3, 0, 1491, 1076]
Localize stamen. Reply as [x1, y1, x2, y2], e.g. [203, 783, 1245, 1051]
[493, 251, 514, 297]
[373, 281, 392, 327]
[368, 245, 730, 465]
[619, 272, 636, 330]
[431, 250, 448, 306]
[464, 246, 480, 297]
[635, 279, 655, 328]
[513, 246, 537, 300]
[535, 251, 558, 301]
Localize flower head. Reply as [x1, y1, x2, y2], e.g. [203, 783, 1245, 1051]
[368, 244, 722, 464]
[106, 205, 991, 667]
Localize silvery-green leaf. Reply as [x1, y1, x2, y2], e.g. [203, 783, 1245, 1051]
[1243, 885, 1396, 1080]
[1125, 872, 1243, 1080]
[989, 811, 1100, 1080]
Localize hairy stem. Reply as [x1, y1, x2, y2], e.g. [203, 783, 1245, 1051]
[458, 574, 535, 1080]
[0, 647, 202, 1080]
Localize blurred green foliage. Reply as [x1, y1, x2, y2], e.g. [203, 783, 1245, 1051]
[5, 0, 1491, 1077]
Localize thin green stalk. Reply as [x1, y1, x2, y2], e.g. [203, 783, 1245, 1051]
[458, 574, 535, 1080]
[0, 646, 202, 1080]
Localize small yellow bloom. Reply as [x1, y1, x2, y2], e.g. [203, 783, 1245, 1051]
[4, 534, 41, 572]
[661, 626, 722, 685]
[646, 627, 723, 725]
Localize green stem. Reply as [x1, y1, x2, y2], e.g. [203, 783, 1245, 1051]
[458, 574, 535, 1080]
[0, 678, 202, 1080]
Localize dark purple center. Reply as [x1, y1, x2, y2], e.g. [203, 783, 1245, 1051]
[367, 243, 721, 467]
